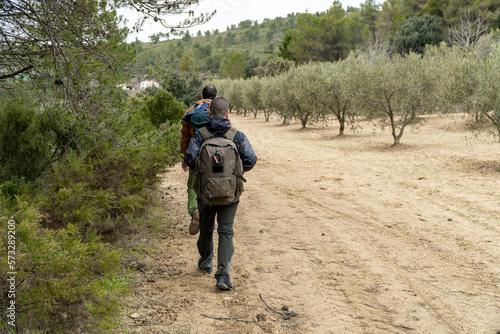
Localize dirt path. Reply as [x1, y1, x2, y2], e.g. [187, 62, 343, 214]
[120, 114, 500, 333]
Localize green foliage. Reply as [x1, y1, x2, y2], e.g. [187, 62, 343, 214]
[424, 0, 450, 17]
[260, 77, 283, 121]
[278, 32, 294, 60]
[142, 89, 186, 127]
[355, 52, 440, 145]
[239, 19, 253, 29]
[377, 0, 405, 36]
[132, 15, 297, 78]
[180, 49, 197, 72]
[245, 26, 260, 42]
[0, 172, 30, 201]
[390, 15, 444, 54]
[149, 33, 160, 43]
[283, 1, 370, 62]
[241, 76, 265, 118]
[280, 65, 328, 128]
[360, 0, 381, 33]
[443, 0, 500, 28]
[216, 78, 246, 114]
[220, 51, 247, 79]
[35, 134, 175, 230]
[266, 30, 275, 42]
[0, 95, 52, 181]
[132, 1, 498, 77]
[0, 204, 128, 332]
[473, 45, 500, 140]
[182, 30, 192, 43]
[161, 70, 203, 107]
[257, 57, 295, 77]
[0, 79, 181, 334]
[402, 0, 428, 16]
[301, 61, 361, 135]
[286, 3, 347, 62]
[0, 87, 181, 332]
[0, 1, 212, 333]
[217, 40, 500, 143]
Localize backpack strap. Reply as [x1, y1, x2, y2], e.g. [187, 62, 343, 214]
[199, 127, 237, 141]
[199, 127, 212, 140]
[224, 127, 237, 141]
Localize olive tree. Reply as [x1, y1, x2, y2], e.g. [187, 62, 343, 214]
[260, 77, 280, 121]
[241, 76, 266, 118]
[358, 53, 438, 145]
[265, 74, 291, 124]
[219, 78, 246, 115]
[298, 61, 361, 136]
[280, 65, 327, 129]
[432, 45, 484, 120]
[475, 45, 500, 140]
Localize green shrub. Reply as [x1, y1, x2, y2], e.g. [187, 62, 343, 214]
[143, 89, 186, 127]
[0, 204, 129, 332]
[162, 71, 203, 107]
[390, 15, 443, 55]
[36, 140, 175, 236]
[0, 96, 52, 181]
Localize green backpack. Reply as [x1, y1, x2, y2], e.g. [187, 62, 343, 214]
[194, 127, 246, 205]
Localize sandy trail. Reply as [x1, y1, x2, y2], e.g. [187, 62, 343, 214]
[120, 114, 500, 333]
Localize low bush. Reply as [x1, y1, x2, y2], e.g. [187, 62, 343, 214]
[0, 84, 182, 332]
[0, 203, 129, 332]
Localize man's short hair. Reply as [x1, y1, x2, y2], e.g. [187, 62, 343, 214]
[210, 97, 230, 117]
[202, 85, 217, 99]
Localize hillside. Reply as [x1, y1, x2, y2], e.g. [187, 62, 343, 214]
[131, 14, 299, 77]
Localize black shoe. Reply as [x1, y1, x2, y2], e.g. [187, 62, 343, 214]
[216, 274, 233, 290]
[200, 266, 212, 274]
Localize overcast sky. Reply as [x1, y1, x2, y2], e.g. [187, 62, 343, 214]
[125, 0, 364, 42]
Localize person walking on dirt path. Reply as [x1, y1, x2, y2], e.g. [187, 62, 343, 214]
[184, 97, 257, 290]
[181, 85, 217, 236]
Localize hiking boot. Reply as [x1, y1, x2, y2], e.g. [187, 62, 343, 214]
[189, 209, 199, 235]
[216, 274, 233, 290]
[200, 266, 212, 274]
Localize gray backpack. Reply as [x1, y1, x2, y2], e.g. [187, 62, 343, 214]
[194, 127, 246, 205]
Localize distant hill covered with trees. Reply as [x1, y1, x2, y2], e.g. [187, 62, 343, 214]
[130, 0, 499, 83]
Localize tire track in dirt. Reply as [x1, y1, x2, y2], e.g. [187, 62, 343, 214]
[227, 116, 500, 333]
[241, 167, 491, 333]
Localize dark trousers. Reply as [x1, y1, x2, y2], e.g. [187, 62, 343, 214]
[197, 201, 238, 276]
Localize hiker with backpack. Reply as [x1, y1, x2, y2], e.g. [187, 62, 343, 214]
[184, 97, 257, 290]
[180, 85, 217, 235]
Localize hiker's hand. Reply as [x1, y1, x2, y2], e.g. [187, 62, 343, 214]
[181, 160, 188, 172]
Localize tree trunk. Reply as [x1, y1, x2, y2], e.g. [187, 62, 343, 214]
[484, 112, 500, 142]
[338, 109, 346, 136]
[301, 114, 309, 129]
[389, 113, 398, 146]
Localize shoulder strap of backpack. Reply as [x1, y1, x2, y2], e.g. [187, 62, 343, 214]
[199, 127, 212, 141]
[224, 127, 238, 141]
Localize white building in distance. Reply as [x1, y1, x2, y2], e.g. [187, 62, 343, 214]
[140, 80, 160, 90]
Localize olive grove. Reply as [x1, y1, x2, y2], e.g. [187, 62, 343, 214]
[216, 32, 500, 144]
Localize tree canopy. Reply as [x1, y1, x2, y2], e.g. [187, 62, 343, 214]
[390, 15, 444, 54]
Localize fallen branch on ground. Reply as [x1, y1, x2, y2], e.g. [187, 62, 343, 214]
[200, 314, 254, 323]
[259, 294, 284, 315]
